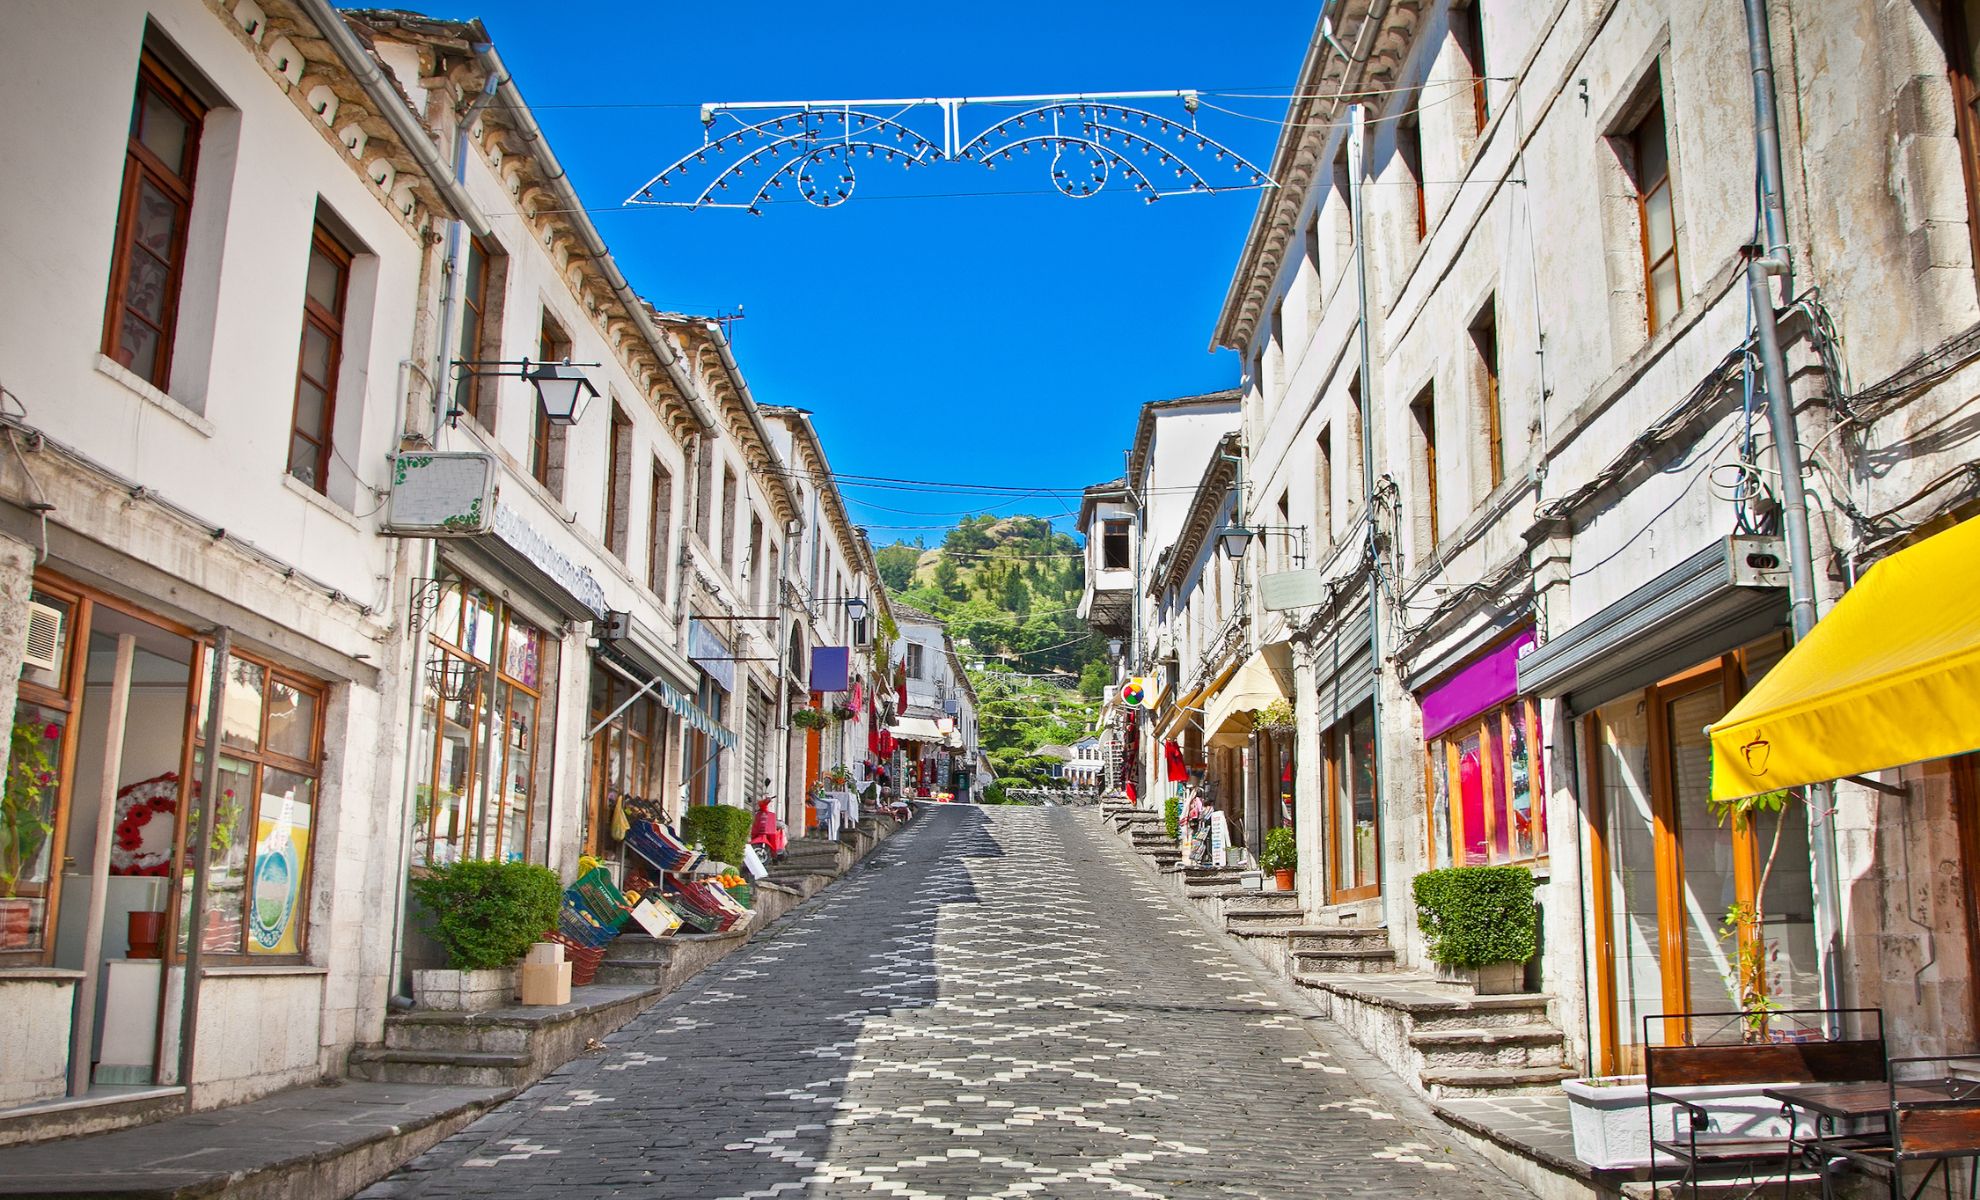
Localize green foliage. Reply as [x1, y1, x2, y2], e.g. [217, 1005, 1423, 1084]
[409, 860, 561, 971]
[1412, 866, 1538, 969]
[982, 782, 1010, 805]
[682, 803, 752, 866]
[1077, 660, 1109, 700]
[1164, 798, 1181, 842]
[1256, 698, 1296, 732]
[791, 707, 829, 731]
[1260, 827, 1298, 873]
[874, 543, 922, 592]
[3, 718, 58, 896]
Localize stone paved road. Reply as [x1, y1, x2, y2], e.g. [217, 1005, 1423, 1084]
[362, 806, 1533, 1200]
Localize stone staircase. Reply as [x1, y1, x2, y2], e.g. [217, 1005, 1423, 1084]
[1099, 810, 1571, 1104]
[348, 984, 663, 1088]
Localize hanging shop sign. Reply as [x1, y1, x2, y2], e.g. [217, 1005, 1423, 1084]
[1420, 628, 1536, 741]
[689, 619, 737, 693]
[809, 646, 851, 693]
[383, 452, 496, 536]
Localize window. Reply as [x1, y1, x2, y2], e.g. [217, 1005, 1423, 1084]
[195, 652, 328, 957]
[1314, 424, 1333, 542]
[720, 466, 738, 570]
[104, 52, 207, 388]
[286, 225, 350, 492]
[1333, 143, 1354, 259]
[1427, 697, 1545, 869]
[418, 574, 557, 865]
[530, 312, 570, 496]
[1630, 87, 1680, 334]
[1471, 303, 1503, 491]
[1411, 386, 1439, 550]
[1101, 519, 1132, 570]
[696, 439, 717, 544]
[453, 237, 497, 423]
[1305, 213, 1325, 312]
[1327, 701, 1380, 900]
[604, 404, 632, 559]
[1346, 374, 1366, 510]
[907, 642, 926, 680]
[748, 514, 765, 602]
[1452, 1, 1490, 135]
[1398, 104, 1426, 242]
[647, 458, 673, 598]
[1269, 306, 1287, 399]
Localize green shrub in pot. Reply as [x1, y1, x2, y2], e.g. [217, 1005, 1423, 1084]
[408, 860, 561, 972]
[1412, 865, 1537, 968]
[1259, 827, 1297, 874]
[682, 803, 752, 866]
[1164, 797, 1181, 842]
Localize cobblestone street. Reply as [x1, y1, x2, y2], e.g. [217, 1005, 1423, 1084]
[362, 806, 1533, 1200]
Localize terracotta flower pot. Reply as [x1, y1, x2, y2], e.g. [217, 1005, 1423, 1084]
[1273, 869, 1295, 891]
[127, 910, 166, 959]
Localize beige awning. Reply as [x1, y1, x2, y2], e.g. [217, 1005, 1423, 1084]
[1204, 643, 1293, 749]
[892, 716, 949, 744]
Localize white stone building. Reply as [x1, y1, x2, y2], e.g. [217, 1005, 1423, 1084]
[888, 604, 979, 800]
[1201, 0, 1980, 1088]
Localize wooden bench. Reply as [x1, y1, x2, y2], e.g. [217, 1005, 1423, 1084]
[1644, 1010, 1887, 1200]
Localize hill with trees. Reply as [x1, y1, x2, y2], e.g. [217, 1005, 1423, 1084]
[878, 516, 1109, 792]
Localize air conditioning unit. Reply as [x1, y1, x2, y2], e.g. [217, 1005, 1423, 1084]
[22, 601, 62, 674]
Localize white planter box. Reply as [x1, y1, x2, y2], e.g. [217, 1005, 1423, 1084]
[1564, 1075, 1828, 1170]
[412, 967, 518, 1012]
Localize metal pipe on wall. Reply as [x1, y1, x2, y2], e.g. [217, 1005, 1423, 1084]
[1347, 102, 1386, 910]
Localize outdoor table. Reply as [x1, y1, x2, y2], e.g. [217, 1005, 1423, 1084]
[1765, 1079, 1980, 1187]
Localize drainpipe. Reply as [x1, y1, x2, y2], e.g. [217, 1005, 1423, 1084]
[1347, 101, 1387, 912]
[1741, 0, 1841, 1025]
[386, 65, 499, 1009]
[1742, 0, 1793, 300]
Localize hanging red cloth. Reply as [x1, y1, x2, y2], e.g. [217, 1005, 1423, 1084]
[895, 663, 908, 710]
[1124, 779, 1139, 804]
[1163, 739, 1188, 783]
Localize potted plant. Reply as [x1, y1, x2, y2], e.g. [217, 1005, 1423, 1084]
[1259, 827, 1297, 891]
[408, 859, 561, 1011]
[1412, 865, 1536, 995]
[791, 708, 829, 732]
[1256, 698, 1296, 734]
[1709, 788, 1797, 1041]
[1, 717, 60, 950]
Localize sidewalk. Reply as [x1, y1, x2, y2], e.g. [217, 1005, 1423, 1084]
[0, 1081, 504, 1200]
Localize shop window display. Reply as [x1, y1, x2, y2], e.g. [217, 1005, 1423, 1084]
[1426, 697, 1545, 867]
[192, 654, 326, 957]
[417, 574, 556, 865]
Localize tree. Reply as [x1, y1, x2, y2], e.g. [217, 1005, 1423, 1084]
[875, 543, 920, 592]
[1078, 659, 1109, 699]
[933, 557, 965, 600]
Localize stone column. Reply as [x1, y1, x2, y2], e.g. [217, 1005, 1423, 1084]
[1291, 639, 1326, 921]
[0, 533, 41, 784]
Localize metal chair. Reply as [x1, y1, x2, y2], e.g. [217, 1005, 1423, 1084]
[1816, 1055, 1980, 1200]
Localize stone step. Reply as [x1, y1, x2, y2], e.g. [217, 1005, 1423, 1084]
[1147, 850, 1181, 865]
[1418, 1064, 1575, 1099]
[1286, 927, 1393, 952]
[1183, 885, 1248, 900]
[1290, 948, 1399, 977]
[1407, 994, 1555, 1033]
[1409, 1026, 1567, 1070]
[348, 1047, 535, 1089]
[383, 1016, 530, 1055]
[1226, 912, 1309, 936]
[1225, 892, 1301, 912]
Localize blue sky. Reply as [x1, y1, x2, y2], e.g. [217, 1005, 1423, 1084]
[389, 2, 1316, 542]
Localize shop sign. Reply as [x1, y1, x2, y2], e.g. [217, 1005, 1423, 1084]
[490, 501, 609, 619]
[1420, 627, 1536, 741]
[383, 453, 496, 535]
[689, 619, 736, 693]
[809, 646, 851, 693]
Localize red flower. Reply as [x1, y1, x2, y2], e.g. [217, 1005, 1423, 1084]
[35, 771, 51, 785]
[43, 723, 60, 740]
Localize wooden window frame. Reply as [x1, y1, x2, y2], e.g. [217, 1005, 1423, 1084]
[1101, 519, 1132, 571]
[1471, 305, 1503, 491]
[1632, 95, 1680, 335]
[648, 457, 673, 599]
[1427, 698, 1548, 870]
[455, 238, 493, 423]
[1398, 106, 1427, 242]
[1585, 647, 1778, 1072]
[1411, 386, 1440, 550]
[418, 577, 551, 866]
[1327, 704, 1383, 903]
[531, 311, 572, 494]
[103, 52, 207, 389]
[287, 225, 351, 493]
[1451, 0, 1490, 135]
[604, 404, 633, 560]
[194, 649, 329, 962]
[1314, 423, 1334, 545]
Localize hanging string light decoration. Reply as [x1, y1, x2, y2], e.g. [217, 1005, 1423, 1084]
[625, 90, 1273, 213]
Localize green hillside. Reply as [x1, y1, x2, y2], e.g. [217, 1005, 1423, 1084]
[877, 516, 1108, 794]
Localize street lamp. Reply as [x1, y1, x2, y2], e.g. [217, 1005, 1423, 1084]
[450, 357, 601, 428]
[1218, 524, 1255, 559]
[1107, 637, 1123, 659]
[526, 360, 600, 425]
[845, 596, 869, 622]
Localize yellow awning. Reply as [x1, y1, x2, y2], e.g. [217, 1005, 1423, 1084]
[1709, 515, 1980, 802]
[1204, 643, 1293, 749]
[1158, 658, 1244, 741]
